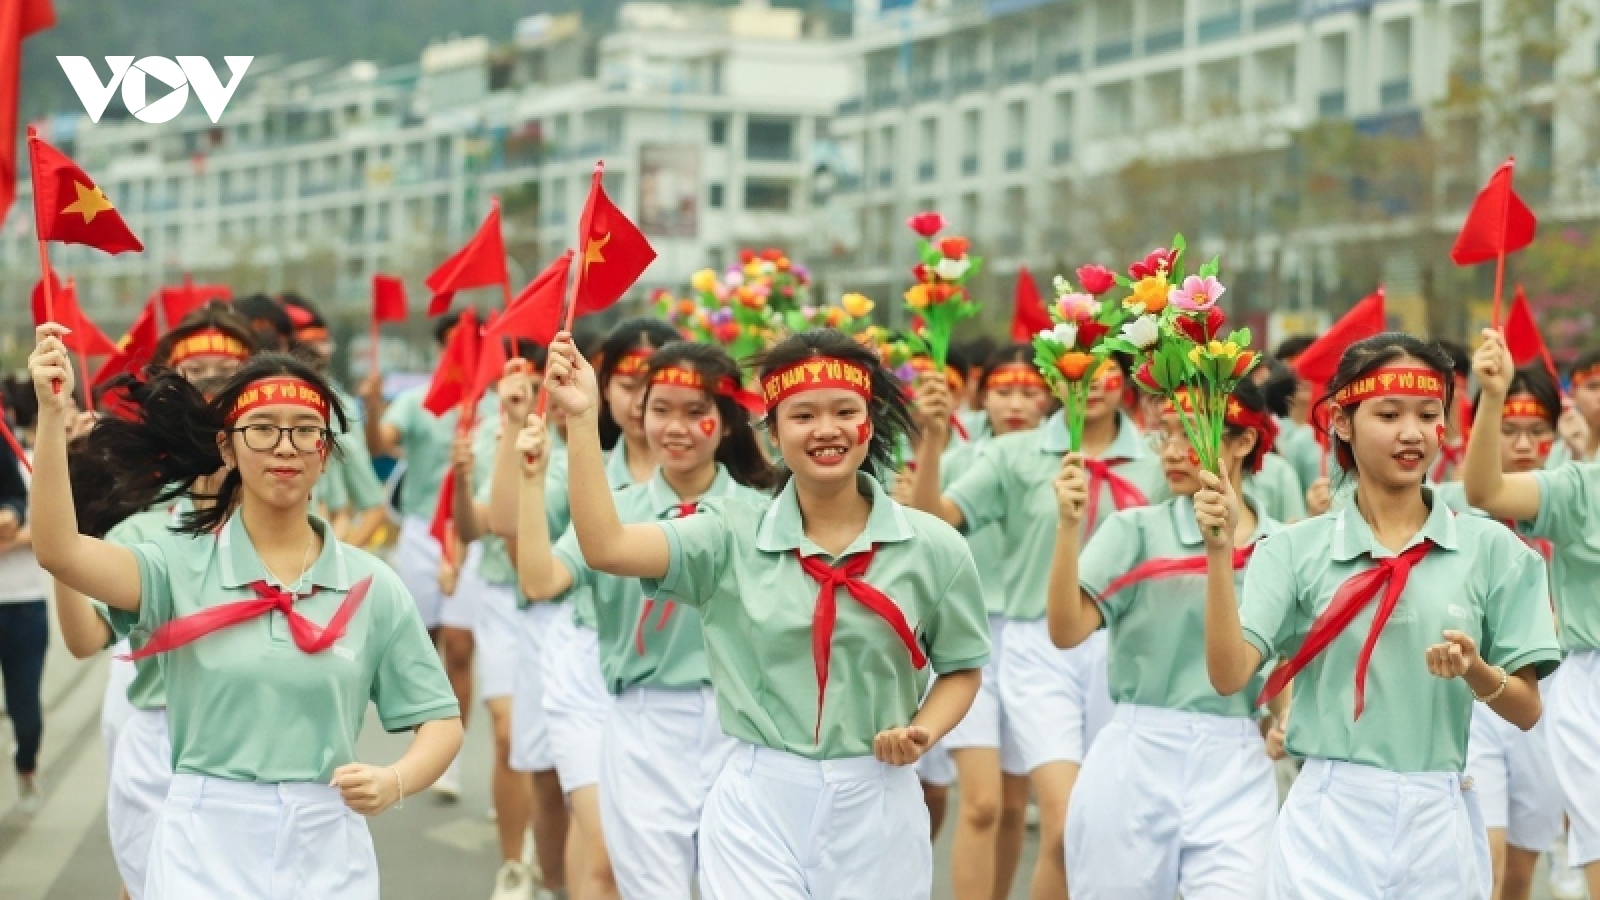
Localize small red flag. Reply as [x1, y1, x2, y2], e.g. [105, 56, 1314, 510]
[372, 274, 408, 323]
[573, 162, 655, 316]
[468, 310, 508, 412]
[490, 251, 574, 346]
[31, 272, 116, 356]
[428, 470, 458, 566]
[92, 296, 161, 387]
[1503, 285, 1560, 385]
[425, 203, 508, 316]
[1451, 159, 1536, 266]
[27, 126, 143, 254]
[1010, 266, 1053, 343]
[422, 307, 482, 417]
[1294, 288, 1387, 385]
[159, 281, 231, 327]
[1, 0, 54, 225]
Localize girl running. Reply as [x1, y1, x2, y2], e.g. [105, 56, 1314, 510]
[1199, 333, 1562, 899]
[31, 327, 462, 899]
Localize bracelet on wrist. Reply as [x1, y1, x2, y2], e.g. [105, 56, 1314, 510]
[1471, 665, 1509, 703]
[388, 766, 405, 811]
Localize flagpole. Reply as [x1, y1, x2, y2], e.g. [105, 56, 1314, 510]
[534, 251, 584, 417]
[1491, 159, 1515, 328]
[34, 239, 64, 396]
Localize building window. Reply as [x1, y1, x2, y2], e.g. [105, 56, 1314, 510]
[709, 182, 725, 209]
[746, 118, 795, 161]
[744, 179, 792, 211]
[710, 116, 728, 146]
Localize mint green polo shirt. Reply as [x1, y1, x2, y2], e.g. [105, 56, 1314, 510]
[469, 411, 516, 587]
[1276, 418, 1324, 494]
[1080, 496, 1276, 717]
[1238, 492, 1562, 772]
[553, 465, 766, 694]
[936, 435, 1007, 616]
[382, 387, 496, 520]
[1528, 462, 1600, 651]
[130, 514, 459, 782]
[944, 412, 1169, 620]
[647, 472, 991, 760]
[1243, 451, 1307, 524]
[98, 501, 189, 710]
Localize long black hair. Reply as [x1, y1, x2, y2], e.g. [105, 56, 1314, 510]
[643, 342, 777, 491]
[593, 318, 680, 451]
[78, 354, 348, 537]
[1319, 333, 1455, 474]
[753, 328, 916, 488]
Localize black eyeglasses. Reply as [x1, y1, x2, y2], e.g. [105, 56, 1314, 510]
[231, 424, 329, 453]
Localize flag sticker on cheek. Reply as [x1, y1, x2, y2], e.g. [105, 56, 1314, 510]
[856, 422, 873, 445]
[1537, 438, 1554, 457]
[697, 418, 717, 437]
[1435, 424, 1447, 445]
[1187, 448, 1201, 466]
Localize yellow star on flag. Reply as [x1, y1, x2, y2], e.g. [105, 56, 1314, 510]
[584, 231, 611, 274]
[61, 181, 115, 224]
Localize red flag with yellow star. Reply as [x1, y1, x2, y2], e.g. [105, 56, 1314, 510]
[425, 201, 507, 316]
[422, 307, 481, 417]
[572, 161, 655, 318]
[27, 126, 143, 254]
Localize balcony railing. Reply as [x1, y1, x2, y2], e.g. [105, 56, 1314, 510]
[1198, 12, 1242, 43]
[1379, 78, 1411, 109]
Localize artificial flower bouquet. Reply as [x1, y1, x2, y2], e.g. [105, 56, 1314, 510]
[1103, 234, 1260, 473]
[1030, 264, 1124, 451]
[903, 212, 981, 370]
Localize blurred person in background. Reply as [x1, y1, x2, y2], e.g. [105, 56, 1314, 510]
[0, 403, 44, 813]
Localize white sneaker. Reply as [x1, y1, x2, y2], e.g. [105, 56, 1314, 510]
[1549, 838, 1587, 900]
[489, 861, 533, 900]
[15, 773, 41, 815]
[432, 757, 462, 802]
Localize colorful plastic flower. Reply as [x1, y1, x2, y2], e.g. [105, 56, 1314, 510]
[1055, 352, 1098, 380]
[691, 269, 718, 294]
[907, 212, 947, 238]
[1075, 265, 1117, 296]
[1056, 292, 1097, 323]
[1051, 322, 1079, 348]
[1121, 315, 1161, 350]
[1126, 276, 1170, 314]
[905, 284, 932, 309]
[1231, 350, 1258, 377]
[1169, 275, 1225, 312]
[938, 236, 970, 260]
[934, 256, 971, 281]
[1173, 306, 1226, 344]
[1129, 248, 1178, 280]
[841, 293, 875, 318]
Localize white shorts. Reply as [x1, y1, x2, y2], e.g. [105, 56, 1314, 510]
[915, 742, 956, 787]
[471, 579, 520, 700]
[393, 515, 445, 629]
[542, 613, 612, 793]
[1549, 650, 1600, 866]
[997, 619, 1114, 772]
[146, 774, 379, 900]
[437, 541, 482, 631]
[1465, 701, 1564, 851]
[600, 686, 734, 899]
[941, 615, 1027, 775]
[699, 743, 932, 900]
[510, 601, 565, 773]
[108, 707, 172, 900]
[1066, 704, 1275, 900]
[1268, 758, 1491, 900]
[100, 646, 137, 758]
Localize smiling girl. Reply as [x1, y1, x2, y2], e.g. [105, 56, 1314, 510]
[28, 326, 461, 899]
[1197, 333, 1562, 899]
[543, 327, 989, 899]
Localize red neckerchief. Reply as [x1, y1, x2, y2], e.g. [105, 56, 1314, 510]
[634, 502, 700, 656]
[1099, 543, 1257, 602]
[1431, 439, 1465, 483]
[125, 576, 374, 660]
[1081, 457, 1148, 536]
[795, 546, 926, 742]
[1257, 541, 1434, 718]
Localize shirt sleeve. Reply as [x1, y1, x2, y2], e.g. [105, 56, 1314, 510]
[1271, 459, 1307, 522]
[643, 502, 730, 609]
[379, 391, 413, 437]
[1527, 463, 1595, 545]
[923, 536, 991, 674]
[371, 568, 462, 731]
[337, 428, 387, 512]
[1478, 534, 1563, 679]
[1077, 510, 1144, 623]
[1237, 530, 1300, 666]
[316, 455, 351, 512]
[945, 442, 1009, 533]
[129, 538, 177, 633]
[550, 523, 594, 592]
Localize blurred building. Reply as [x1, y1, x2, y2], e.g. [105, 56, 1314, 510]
[1, 2, 851, 333]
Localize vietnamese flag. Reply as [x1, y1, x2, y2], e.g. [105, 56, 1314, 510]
[1451, 159, 1536, 266]
[27, 126, 143, 254]
[1293, 288, 1387, 385]
[372, 274, 408, 323]
[428, 468, 458, 565]
[1503, 285, 1560, 384]
[467, 310, 508, 413]
[1010, 266, 1053, 343]
[425, 201, 508, 316]
[31, 271, 117, 356]
[490, 251, 574, 346]
[92, 296, 161, 387]
[572, 162, 655, 318]
[422, 307, 482, 417]
[159, 279, 231, 327]
[1, 0, 53, 224]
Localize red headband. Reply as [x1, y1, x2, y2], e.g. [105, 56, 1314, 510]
[295, 326, 330, 343]
[612, 348, 654, 378]
[503, 358, 544, 378]
[1332, 367, 1446, 407]
[762, 357, 873, 408]
[651, 365, 766, 417]
[226, 377, 329, 426]
[908, 356, 965, 393]
[1572, 363, 1600, 388]
[167, 328, 250, 365]
[984, 363, 1047, 391]
[1504, 394, 1552, 421]
[1164, 389, 1279, 471]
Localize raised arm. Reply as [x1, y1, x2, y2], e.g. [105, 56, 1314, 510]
[487, 370, 535, 539]
[358, 372, 402, 458]
[545, 335, 670, 580]
[53, 579, 114, 659]
[28, 327, 141, 611]
[514, 416, 575, 601]
[1463, 329, 1542, 520]
[448, 434, 489, 544]
[1194, 469, 1263, 695]
[907, 373, 966, 529]
[1046, 453, 1102, 649]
